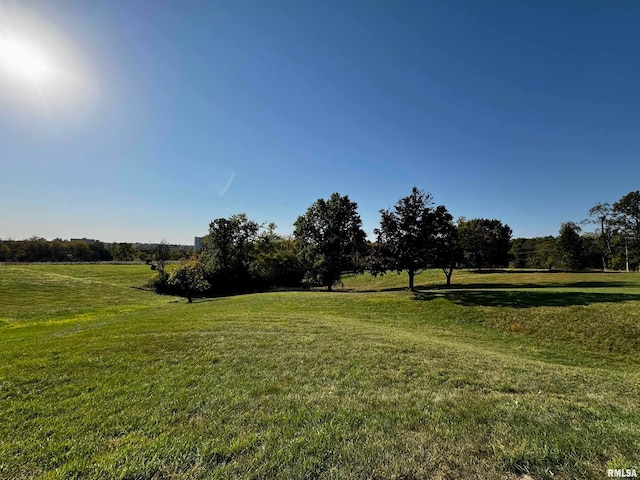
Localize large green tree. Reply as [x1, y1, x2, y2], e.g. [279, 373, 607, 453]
[431, 208, 462, 287]
[251, 224, 305, 288]
[372, 187, 459, 290]
[201, 213, 260, 292]
[458, 218, 512, 270]
[557, 222, 585, 270]
[509, 237, 558, 269]
[294, 193, 366, 291]
[585, 202, 614, 270]
[613, 190, 640, 271]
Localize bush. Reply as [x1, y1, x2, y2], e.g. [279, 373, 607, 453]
[168, 257, 210, 302]
[145, 270, 170, 293]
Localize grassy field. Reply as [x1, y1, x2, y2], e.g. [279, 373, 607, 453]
[1, 265, 639, 479]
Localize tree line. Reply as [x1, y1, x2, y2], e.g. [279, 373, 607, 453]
[164, 188, 639, 301]
[0, 238, 192, 263]
[159, 187, 513, 301]
[4, 188, 636, 301]
[511, 191, 640, 272]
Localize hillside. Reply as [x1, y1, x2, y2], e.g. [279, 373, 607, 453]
[1, 265, 639, 479]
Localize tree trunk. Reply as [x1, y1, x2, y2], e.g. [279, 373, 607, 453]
[187, 290, 192, 303]
[625, 242, 630, 272]
[408, 270, 415, 291]
[327, 283, 332, 292]
[443, 268, 453, 287]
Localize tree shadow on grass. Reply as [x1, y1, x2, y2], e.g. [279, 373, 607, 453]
[423, 281, 637, 291]
[413, 289, 640, 308]
[349, 281, 636, 294]
[334, 286, 408, 293]
[467, 268, 626, 274]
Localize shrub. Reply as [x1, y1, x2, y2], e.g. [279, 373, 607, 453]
[145, 270, 170, 293]
[168, 257, 210, 302]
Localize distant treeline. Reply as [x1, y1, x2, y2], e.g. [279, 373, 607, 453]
[518, 190, 640, 272]
[0, 238, 193, 263]
[509, 234, 631, 270]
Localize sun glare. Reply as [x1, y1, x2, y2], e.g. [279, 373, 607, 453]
[0, 36, 52, 82]
[0, 3, 96, 115]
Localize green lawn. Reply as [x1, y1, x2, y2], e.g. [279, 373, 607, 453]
[1, 265, 639, 479]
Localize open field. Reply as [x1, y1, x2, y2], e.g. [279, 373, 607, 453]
[1, 265, 639, 479]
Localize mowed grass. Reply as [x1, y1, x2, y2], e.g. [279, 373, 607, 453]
[1, 266, 639, 479]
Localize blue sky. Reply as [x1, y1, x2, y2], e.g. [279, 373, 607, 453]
[1, 0, 639, 244]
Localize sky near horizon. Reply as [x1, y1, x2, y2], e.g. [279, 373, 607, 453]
[1, 0, 639, 245]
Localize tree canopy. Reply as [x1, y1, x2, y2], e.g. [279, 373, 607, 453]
[585, 203, 614, 270]
[168, 256, 210, 303]
[294, 193, 366, 290]
[200, 213, 260, 292]
[557, 222, 585, 270]
[372, 187, 460, 290]
[458, 218, 512, 270]
[613, 190, 640, 271]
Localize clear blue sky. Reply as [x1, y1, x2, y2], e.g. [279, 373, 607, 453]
[1, 0, 639, 244]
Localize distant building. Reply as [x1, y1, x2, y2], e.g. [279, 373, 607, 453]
[194, 236, 205, 252]
[70, 238, 97, 243]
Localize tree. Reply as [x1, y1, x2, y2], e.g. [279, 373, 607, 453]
[201, 214, 260, 292]
[585, 202, 614, 270]
[88, 241, 112, 261]
[152, 241, 171, 273]
[458, 218, 512, 270]
[111, 242, 137, 261]
[509, 236, 558, 269]
[372, 188, 459, 290]
[168, 256, 210, 303]
[294, 193, 366, 291]
[557, 222, 585, 270]
[431, 208, 462, 287]
[0, 243, 11, 262]
[581, 233, 607, 269]
[614, 191, 640, 231]
[251, 225, 305, 288]
[613, 191, 640, 271]
[69, 241, 91, 261]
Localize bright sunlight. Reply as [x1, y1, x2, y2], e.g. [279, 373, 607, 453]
[0, 36, 52, 82]
[0, 3, 94, 115]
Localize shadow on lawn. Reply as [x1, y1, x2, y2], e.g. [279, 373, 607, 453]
[413, 289, 640, 308]
[349, 281, 636, 294]
[467, 268, 630, 275]
[427, 281, 636, 290]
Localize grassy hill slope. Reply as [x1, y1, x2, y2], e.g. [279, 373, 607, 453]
[1, 265, 638, 479]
